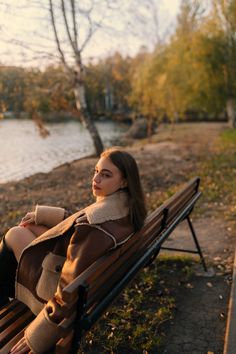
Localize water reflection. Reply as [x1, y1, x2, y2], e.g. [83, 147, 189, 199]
[0, 120, 125, 184]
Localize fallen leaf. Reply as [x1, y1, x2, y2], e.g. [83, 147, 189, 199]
[207, 282, 213, 288]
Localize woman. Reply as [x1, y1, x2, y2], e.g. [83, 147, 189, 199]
[0, 147, 147, 354]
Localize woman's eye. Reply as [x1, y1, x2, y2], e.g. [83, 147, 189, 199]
[101, 172, 110, 178]
[94, 170, 111, 178]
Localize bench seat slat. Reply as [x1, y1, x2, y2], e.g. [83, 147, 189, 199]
[0, 310, 34, 348]
[0, 329, 27, 354]
[0, 299, 22, 318]
[55, 330, 75, 354]
[0, 302, 29, 331]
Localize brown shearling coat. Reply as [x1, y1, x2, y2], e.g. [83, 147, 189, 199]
[15, 191, 133, 353]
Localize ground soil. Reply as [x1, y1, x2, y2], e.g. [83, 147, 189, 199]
[0, 122, 234, 354]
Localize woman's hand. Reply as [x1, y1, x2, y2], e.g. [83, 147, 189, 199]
[10, 336, 30, 353]
[19, 212, 36, 227]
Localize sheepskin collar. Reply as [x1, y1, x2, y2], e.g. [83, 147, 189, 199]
[82, 190, 129, 224]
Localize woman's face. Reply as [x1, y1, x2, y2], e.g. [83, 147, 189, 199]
[92, 156, 127, 197]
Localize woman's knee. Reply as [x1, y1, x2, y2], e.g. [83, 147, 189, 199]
[5, 226, 36, 261]
[5, 226, 23, 247]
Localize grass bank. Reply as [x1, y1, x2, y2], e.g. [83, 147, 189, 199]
[197, 128, 236, 225]
[79, 256, 193, 354]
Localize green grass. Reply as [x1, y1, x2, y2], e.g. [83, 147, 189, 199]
[221, 128, 236, 145]
[196, 128, 236, 221]
[78, 256, 194, 354]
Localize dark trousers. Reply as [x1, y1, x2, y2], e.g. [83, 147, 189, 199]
[0, 236, 18, 306]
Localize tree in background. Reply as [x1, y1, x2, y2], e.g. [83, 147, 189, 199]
[85, 53, 132, 118]
[129, 49, 160, 138]
[0, 66, 26, 115]
[2, 0, 236, 129]
[209, 0, 236, 127]
[129, 0, 234, 125]
[49, 0, 104, 155]
[162, 0, 206, 119]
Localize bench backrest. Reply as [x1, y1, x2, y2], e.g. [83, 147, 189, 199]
[61, 177, 200, 334]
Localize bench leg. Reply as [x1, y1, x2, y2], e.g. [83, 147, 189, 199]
[186, 216, 208, 272]
[161, 216, 208, 272]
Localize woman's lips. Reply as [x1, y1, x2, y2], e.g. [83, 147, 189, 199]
[93, 184, 101, 190]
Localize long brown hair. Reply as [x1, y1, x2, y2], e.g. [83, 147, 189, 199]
[101, 147, 147, 231]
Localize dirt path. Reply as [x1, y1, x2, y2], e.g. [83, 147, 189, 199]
[161, 217, 234, 354]
[0, 122, 234, 353]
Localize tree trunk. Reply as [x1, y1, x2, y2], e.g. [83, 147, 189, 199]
[226, 98, 236, 128]
[147, 115, 153, 142]
[74, 73, 104, 156]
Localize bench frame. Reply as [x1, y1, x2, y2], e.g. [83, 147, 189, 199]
[0, 177, 207, 354]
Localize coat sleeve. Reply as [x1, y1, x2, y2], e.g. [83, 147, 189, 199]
[24, 225, 114, 353]
[35, 205, 66, 228]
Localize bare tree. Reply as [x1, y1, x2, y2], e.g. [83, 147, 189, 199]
[49, 0, 105, 155]
[0, 0, 120, 155]
[0, 0, 167, 143]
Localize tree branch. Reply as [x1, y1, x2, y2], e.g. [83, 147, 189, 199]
[61, 0, 76, 53]
[70, 0, 79, 52]
[49, 0, 70, 71]
[80, 13, 94, 52]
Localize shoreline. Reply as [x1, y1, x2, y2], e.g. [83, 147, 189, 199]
[0, 119, 126, 185]
[0, 153, 97, 187]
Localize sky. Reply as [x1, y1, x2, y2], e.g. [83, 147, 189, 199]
[0, 0, 181, 67]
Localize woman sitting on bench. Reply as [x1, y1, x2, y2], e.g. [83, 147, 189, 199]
[0, 147, 147, 354]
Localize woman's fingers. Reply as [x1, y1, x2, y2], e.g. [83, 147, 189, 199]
[20, 212, 35, 226]
[10, 336, 30, 353]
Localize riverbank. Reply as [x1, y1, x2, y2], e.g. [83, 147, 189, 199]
[0, 119, 125, 183]
[0, 122, 235, 353]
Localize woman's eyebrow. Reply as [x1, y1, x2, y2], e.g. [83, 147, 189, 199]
[95, 166, 113, 174]
[101, 168, 113, 174]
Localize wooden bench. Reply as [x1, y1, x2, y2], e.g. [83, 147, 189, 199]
[0, 177, 207, 354]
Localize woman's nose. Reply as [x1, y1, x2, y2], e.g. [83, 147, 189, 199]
[93, 173, 101, 183]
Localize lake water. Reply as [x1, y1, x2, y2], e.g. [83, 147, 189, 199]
[0, 119, 126, 184]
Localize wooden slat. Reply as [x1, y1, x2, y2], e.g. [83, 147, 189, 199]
[0, 328, 27, 354]
[55, 330, 74, 354]
[0, 302, 29, 331]
[165, 190, 196, 224]
[0, 299, 21, 319]
[0, 310, 34, 348]
[161, 177, 199, 210]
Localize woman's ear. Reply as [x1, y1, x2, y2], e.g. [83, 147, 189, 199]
[120, 179, 128, 188]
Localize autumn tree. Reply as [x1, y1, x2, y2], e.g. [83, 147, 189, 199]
[0, 66, 26, 115]
[208, 0, 236, 127]
[129, 0, 213, 124]
[160, 0, 207, 119]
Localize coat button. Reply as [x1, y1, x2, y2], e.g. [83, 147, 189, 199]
[55, 265, 62, 272]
